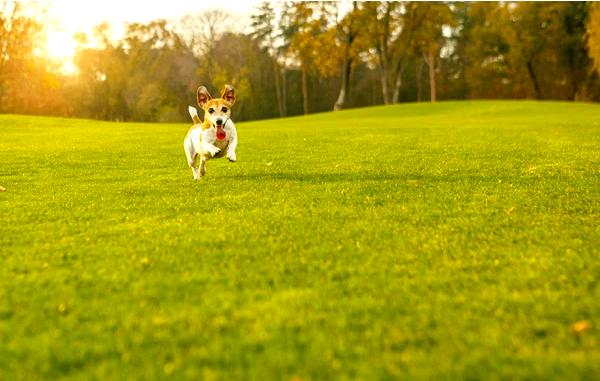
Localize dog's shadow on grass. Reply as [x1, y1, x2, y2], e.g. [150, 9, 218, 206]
[219, 171, 519, 184]
[220, 171, 403, 183]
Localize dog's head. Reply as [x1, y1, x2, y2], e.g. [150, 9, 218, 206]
[197, 85, 236, 129]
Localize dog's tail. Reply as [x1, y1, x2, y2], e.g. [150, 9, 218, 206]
[188, 106, 201, 124]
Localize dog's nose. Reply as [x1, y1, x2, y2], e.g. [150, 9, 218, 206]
[216, 119, 223, 126]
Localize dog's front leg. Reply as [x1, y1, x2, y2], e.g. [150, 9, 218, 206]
[192, 167, 200, 180]
[202, 142, 221, 157]
[226, 128, 238, 162]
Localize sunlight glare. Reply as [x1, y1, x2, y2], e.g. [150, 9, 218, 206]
[45, 30, 78, 74]
[46, 30, 77, 60]
[41, 0, 260, 74]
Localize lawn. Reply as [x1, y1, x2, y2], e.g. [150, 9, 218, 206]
[0, 101, 599, 380]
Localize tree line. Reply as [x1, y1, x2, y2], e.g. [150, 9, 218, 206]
[1, 1, 600, 123]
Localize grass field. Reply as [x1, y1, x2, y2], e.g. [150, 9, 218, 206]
[1, 101, 599, 380]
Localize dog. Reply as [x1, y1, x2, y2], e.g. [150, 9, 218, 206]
[184, 85, 238, 180]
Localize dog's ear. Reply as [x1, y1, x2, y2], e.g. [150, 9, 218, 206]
[220, 84, 235, 105]
[197, 86, 212, 108]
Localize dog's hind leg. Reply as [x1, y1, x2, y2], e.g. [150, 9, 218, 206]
[184, 136, 201, 180]
[190, 155, 201, 180]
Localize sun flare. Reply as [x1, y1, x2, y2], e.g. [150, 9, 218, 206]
[44, 29, 78, 74]
[46, 30, 77, 60]
[39, 0, 256, 74]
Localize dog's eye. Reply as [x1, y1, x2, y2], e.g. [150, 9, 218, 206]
[221, 107, 228, 113]
[208, 108, 215, 114]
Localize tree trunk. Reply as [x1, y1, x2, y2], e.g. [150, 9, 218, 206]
[301, 65, 309, 115]
[392, 61, 403, 104]
[567, 51, 579, 101]
[427, 49, 436, 103]
[334, 1, 357, 111]
[272, 59, 284, 117]
[526, 60, 541, 100]
[416, 61, 424, 102]
[380, 62, 391, 104]
[0, 2, 19, 71]
[377, 2, 392, 105]
[334, 56, 352, 111]
[281, 67, 288, 116]
[375, 45, 391, 104]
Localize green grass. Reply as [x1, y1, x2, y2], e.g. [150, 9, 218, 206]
[1, 100, 599, 380]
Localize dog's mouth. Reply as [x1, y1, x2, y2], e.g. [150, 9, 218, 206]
[216, 125, 226, 140]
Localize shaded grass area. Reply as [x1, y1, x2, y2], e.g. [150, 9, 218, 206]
[1, 101, 599, 380]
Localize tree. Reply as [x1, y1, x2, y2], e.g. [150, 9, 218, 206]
[72, 21, 198, 122]
[288, 2, 322, 115]
[498, 2, 594, 101]
[73, 24, 129, 120]
[358, 2, 401, 105]
[175, 10, 228, 57]
[555, 2, 591, 100]
[333, 2, 361, 111]
[250, 2, 286, 117]
[518, 4, 549, 99]
[123, 21, 193, 121]
[0, 1, 68, 115]
[0, 2, 37, 82]
[174, 10, 230, 96]
[3, 0, 600, 121]
[589, 3, 600, 74]
[209, 33, 277, 121]
[458, 2, 514, 99]
[406, 2, 454, 102]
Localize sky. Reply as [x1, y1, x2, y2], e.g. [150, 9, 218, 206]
[42, 0, 263, 71]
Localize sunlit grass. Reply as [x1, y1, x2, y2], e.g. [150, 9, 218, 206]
[1, 100, 599, 379]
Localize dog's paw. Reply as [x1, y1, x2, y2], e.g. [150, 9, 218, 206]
[227, 153, 236, 162]
[206, 146, 221, 157]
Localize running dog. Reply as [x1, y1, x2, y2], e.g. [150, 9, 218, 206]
[184, 85, 238, 180]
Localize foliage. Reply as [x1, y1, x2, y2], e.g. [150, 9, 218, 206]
[208, 33, 276, 120]
[1, 1, 600, 122]
[588, 3, 600, 73]
[456, 2, 513, 98]
[70, 21, 198, 122]
[0, 1, 67, 115]
[2, 101, 600, 379]
[357, 1, 402, 104]
[407, 2, 454, 57]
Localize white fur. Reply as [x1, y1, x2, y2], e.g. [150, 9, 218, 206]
[188, 106, 198, 120]
[183, 107, 238, 180]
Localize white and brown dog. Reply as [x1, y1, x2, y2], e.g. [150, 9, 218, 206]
[184, 85, 238, 180]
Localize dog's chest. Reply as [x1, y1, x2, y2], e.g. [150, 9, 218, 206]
[213, 138, 229, 156]
[199, 130, 229, 158]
